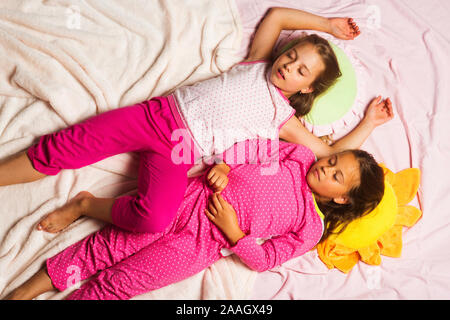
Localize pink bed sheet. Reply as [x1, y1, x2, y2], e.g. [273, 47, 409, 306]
[235, 0, 450, 299]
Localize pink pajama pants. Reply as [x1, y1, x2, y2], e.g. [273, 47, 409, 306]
[46, 211, 222, 300]
[27, 96, 198, 233]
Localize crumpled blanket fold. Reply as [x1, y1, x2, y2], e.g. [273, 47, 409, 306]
[0, 0, 246, 300]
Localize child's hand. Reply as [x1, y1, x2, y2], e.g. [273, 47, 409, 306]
[364, 96, 394, 128]
[319, 134, 333, 146]
[205, 193, 245, 246]
[328, 17, 360, 40]
[207, 162, 230, 193]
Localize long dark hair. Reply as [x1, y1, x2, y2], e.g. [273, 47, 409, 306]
[272, 34, 342, 117]
[317, 149, 385, 242]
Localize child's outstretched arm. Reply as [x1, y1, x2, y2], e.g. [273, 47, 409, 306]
[246, 7, 360, 62]
[279, 96, 394, 159]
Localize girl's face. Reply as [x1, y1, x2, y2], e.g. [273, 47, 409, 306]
[270, 43, 325, 98]
[306, 152, 360, 204]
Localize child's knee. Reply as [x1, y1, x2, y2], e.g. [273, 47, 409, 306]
[122, 198, 179, 233]
[136, 217, 170, 233]
[112, 183, 184, 233]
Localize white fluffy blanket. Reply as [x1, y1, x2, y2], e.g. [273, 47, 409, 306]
[0, 0, 255, 300]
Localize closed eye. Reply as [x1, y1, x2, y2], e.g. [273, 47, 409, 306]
[328, 155, 337, 166]
[335, 170, 344, 183]
[286, 48, 309, 77]
[329, 155, 342, 182]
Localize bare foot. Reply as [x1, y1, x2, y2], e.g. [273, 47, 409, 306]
[37, 191, 94, 233]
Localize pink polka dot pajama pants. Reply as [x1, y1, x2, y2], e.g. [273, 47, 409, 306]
[27, 95, 224, 299]
[46, 214, 222, 299]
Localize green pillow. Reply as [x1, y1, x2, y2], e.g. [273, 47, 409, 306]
[304, 42, 357, 126]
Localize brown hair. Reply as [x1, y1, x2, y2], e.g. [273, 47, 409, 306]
[317, 149, 385, 242]
[272, 34, 342, 117]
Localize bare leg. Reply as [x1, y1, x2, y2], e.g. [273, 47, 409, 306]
[4, 268, 55, 300]
[37, 191, 115, 233]
[0, 151, 47, 187]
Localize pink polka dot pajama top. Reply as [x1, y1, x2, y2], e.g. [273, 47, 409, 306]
[46, 139, 324, 300]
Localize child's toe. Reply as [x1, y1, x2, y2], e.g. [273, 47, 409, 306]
[37, 220, 46, 231]
[37, 216, 52, 232]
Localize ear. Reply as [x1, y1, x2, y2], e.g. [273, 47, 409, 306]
[301, 86, 314, 94]
[333, 195, 349, 205]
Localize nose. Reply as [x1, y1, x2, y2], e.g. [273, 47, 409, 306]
[284, 60, 294, 73]
[321, 166, 332, 177]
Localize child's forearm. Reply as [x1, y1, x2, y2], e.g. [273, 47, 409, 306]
[247, 7, 332, 61]
[280, 96, 393, 158]
[329, 118, 375, 154]
[225, 228, 246, 246]
[328, 96, 393, 155]
[279, 117, 374, 159]
[269, 7, 331, 33]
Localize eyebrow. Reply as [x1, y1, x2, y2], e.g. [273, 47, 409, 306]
[292, 48, 311, 76]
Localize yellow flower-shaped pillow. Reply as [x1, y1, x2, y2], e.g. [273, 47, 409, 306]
[317, 165, 422, 273]
[331, 180, 398, 249]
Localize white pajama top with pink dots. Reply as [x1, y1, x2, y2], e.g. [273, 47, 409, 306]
[172, 61, 296, 156]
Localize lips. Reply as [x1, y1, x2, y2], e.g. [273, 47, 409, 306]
[277, 68, 285, 80]
[315, 168, 320, 181]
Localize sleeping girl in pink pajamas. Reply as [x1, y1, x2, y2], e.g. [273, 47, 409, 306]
[5, 139, 384, 300]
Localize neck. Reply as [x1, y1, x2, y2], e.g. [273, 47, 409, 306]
[311, 194, 326, 220]
[312, 192, 330, 204]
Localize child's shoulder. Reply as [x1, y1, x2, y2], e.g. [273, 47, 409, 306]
[231, 59, 271, 75]
[237, 59, 270, 66]
[279, 140, 316, 163]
